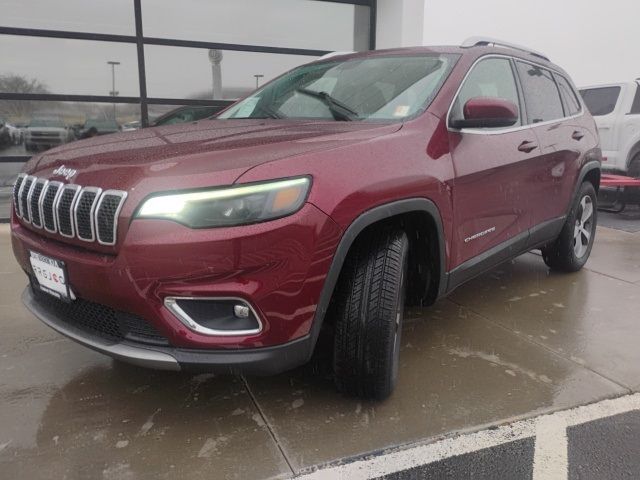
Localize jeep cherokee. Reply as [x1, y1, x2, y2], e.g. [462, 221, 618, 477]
[11, 38, 601, 399]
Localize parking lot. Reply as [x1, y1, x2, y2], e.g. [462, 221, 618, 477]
[1, 215, 639, 479]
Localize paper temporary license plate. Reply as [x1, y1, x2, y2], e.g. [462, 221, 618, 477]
[29, 251, 71, 301]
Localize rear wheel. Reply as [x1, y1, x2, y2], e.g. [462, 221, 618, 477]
[629, 153, 640, 178]
[331, 227, 409, 400]
[542, 182, 597, 272]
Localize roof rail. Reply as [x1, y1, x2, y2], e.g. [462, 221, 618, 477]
[461, 36, 550, 62]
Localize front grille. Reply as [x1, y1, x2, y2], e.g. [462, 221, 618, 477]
[42, 182, 62, 232]
[12, 175, 24, 216]
[30, 282, 170, 346]
[29, 179, 47, 228]
[74, 188, 101, 241]
[57, 186, 80, 237]
[96, 192, 126, 245]
[31, 132, 59, 138]
[19, 176, 35, 222]
[14, 174, 127, 246]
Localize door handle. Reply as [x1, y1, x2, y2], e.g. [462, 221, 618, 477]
[572, 131, 585, 141]
[518, 141, 537, 153]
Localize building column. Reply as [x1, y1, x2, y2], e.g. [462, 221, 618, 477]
[375, 0, 426, 49]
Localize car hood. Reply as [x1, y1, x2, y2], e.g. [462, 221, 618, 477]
[29, 119, 401, 192]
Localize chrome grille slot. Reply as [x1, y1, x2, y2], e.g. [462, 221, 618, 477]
[13, 174, 25, 218]
[96, 191, 127, 245]
[19, 176, 36, 223]
[42, 181, 62, 232]
[74, 187, 102, 242]
[55, 185, 81, 238]
[28, 179, 48, 228]
[17, 175, 126, 246]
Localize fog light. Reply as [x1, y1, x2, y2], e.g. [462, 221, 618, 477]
[164, 296, 262, 336]
[234, 304, 250, 318]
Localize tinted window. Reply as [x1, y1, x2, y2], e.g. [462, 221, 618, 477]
[555, 74, 581, 116]
[450, 57, 521, 128]
[630, 84, 640, 115]
[516, 61, 563, 123]
[579, 86, 621, 116]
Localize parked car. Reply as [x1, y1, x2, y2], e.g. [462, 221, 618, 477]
[153, 105, 225, 126]
[580, 80, 640, 176]
[121, 106, 224, 132]
[6, 123, 23, 145]
[78, 118, 121, 138]
[11, 39, 601, 399]
[0, 117, 11, 147]
[121, 120, 141, 132]
[24, 117, 74, 152]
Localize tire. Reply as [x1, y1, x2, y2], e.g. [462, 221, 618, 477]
[629, 153, 640, 178]
[331, 227, 409, 400]
[542, 182, 597, 272]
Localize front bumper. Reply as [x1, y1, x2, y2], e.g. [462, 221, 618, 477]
[23, 286, 314, 374]
[12, 202, 342, 350]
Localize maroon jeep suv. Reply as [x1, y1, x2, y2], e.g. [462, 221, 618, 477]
[11, 38, 601, 399]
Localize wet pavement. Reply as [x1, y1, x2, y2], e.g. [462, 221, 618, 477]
[1, 223, 639, 479]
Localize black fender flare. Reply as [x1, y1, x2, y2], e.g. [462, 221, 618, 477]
[307, 198, 447, 353]
[570, 159, 601, 210]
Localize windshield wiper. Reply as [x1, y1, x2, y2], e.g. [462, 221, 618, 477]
[295, 88, 359, 121]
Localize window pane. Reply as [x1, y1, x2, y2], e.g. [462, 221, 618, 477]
[554, 74, 581, 116]
[629, 85, 640, 115]
[516, 62, 563, 123]
[144, 45, 318, 100]
[1, 0, 135, 35]
[0, 35, 139, 97]
[141, 0, 370, 51]
[579, 86, 621, 116]
[0, 100, 140, 156]
[451, 58, 521, 127]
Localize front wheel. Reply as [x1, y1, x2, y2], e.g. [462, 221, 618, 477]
[542, 182, 597, 272]
[331, 227, 409, 400]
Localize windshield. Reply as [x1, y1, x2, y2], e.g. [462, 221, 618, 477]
[219, 54, 458, 122]
[30, 118, 65, 128]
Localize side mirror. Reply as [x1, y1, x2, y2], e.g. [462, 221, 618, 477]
[450, 97, 519, 129]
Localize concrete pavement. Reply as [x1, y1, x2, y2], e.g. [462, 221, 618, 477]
[1, 222, 639, 479]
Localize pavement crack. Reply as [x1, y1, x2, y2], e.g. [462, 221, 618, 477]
[241, 375, 296, 476]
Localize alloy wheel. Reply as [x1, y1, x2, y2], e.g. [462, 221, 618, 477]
[573, 195, 593, 258]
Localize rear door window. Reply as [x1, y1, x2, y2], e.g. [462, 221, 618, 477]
[554, 74, 581, 116]
[579, 86, 621, 116]
[515, 61, 564, 124]
[629, 84, 640, 114]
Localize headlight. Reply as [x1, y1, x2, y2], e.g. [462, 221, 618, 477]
[136, 177, 311, 228]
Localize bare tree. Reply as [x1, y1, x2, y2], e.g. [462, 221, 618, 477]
[0, 74, 50, 120]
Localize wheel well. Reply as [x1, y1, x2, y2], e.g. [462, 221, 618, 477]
[627, 142, 640, 166]
[584, 168, 601, 193]
[342, 211, 442, 308]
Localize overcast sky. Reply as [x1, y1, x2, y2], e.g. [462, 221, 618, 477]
[423, 0, 639, 87]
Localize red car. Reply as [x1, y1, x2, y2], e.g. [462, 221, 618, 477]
[11, 38, 601, 399]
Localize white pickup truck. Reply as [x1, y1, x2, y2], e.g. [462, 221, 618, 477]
[580, 80, 640, 177]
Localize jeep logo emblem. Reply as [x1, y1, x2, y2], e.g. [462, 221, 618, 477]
[52, 165, 77, 181]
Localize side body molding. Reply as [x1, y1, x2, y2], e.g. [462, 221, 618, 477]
[308, 198, 447, 351]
